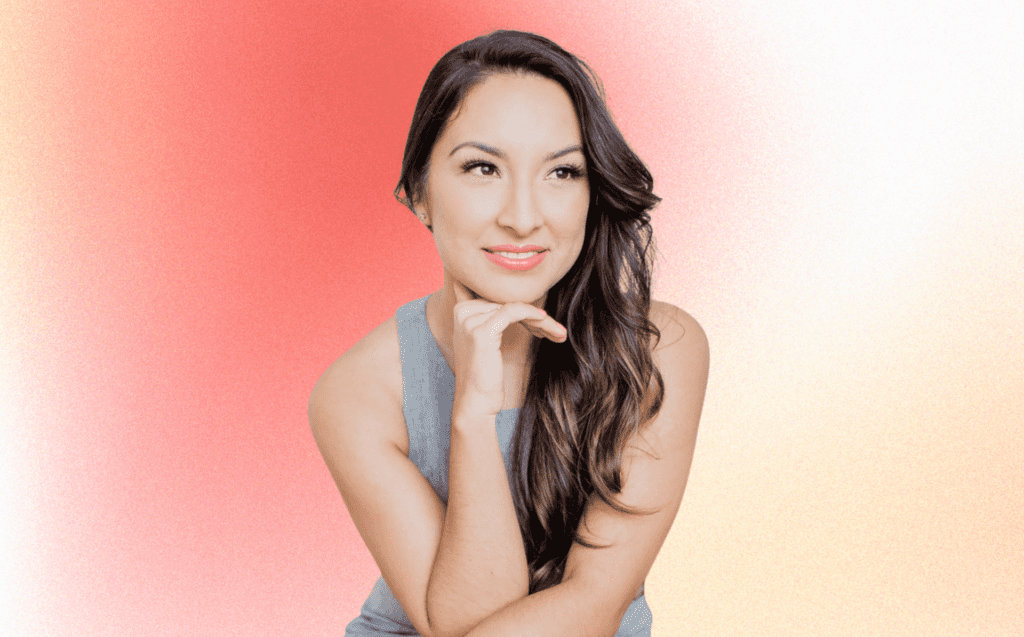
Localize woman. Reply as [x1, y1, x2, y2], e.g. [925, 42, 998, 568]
[310, 30, 708, 637]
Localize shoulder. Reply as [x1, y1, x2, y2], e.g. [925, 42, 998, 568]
[308, 315, 407, 456]
[560, 301, 708, 615]
[649, 299, 709, 379]
[637, 300, 709, 448]
[309, 315, 403, 419]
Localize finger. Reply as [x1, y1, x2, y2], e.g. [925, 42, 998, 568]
[460, 305, 501, 332]
[452, 283, 499, 324]
[520, 313, 568, 342]
[455, 300, 500, 326]
[481, 303, 565, 342]
[456, 300, 499, 317]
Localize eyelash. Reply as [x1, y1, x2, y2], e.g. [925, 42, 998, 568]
[552, 164, 586, 180]
[460, 160, 498, 177]
[459, 160, 586, 180]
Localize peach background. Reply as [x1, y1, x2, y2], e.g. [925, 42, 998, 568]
[2, 1, 1021, 635]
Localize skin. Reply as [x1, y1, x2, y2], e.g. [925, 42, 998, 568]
[310, 72, 709, 637]
[417, 72, 587, 412]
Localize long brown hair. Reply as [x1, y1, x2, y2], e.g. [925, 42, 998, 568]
[396, 30, 665, 593]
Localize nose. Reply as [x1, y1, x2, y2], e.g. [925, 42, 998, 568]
[496, 177, 543, 237]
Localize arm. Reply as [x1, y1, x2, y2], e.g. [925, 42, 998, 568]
[426, 413, 529, 635]
[464, 303, 709, 637]
[309, 320, 448, 637]
[310, 301, 565, 637]
[426, 289, 568, 636]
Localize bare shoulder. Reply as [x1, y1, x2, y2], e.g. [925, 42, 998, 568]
[650, 299, 709, 361]
[308, 315, 407, 456]
[641, 300, 710, 444]
[308, 314, 447, 636]
[561, 301, 709, 608]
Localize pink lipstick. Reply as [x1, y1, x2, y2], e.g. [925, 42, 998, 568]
[483, 244, 547, 271]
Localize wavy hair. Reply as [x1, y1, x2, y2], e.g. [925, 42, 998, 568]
[396, 30, 665, 593]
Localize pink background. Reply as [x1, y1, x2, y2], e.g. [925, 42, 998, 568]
[2, 1, 1021, 634]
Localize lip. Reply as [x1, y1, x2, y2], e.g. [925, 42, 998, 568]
[482, 248, 547, 271]
[484, 244, 546, 253]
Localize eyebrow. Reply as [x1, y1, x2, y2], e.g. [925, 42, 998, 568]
[448, 142, 583, 161]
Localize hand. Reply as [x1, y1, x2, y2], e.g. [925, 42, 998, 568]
[450, 281, 568, 420]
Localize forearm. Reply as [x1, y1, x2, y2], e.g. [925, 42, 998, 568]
[426, 413, 530, 637]
[464, 576, 624, 637]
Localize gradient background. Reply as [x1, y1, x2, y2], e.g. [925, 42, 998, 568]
[2, 1, 1022, 635]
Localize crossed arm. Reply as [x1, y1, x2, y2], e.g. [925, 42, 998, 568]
[309, 304, 708, 637]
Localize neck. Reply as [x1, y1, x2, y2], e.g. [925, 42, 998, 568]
[426, 277, 541, 371]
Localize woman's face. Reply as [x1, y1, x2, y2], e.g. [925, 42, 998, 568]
[415, 72, 590, 306]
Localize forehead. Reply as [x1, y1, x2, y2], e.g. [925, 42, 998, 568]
[439, 73, 582, 151]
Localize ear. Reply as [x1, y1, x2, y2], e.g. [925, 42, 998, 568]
[412, 202, 433, 232]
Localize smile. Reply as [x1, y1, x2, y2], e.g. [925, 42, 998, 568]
[482, 248, 547, 271]
[489, 250, 541, 259]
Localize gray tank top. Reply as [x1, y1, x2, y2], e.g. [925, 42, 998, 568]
[344, 295, 652, 636]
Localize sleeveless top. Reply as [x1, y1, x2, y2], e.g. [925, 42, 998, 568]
[344, 296, 653, 636]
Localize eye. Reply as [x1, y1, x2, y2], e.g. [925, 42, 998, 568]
[461, 160, 499, 177]
[550, 164, 585, 180]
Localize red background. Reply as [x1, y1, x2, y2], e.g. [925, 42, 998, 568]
[4, 1, 725, 633]
[4, 1, 1022, 635]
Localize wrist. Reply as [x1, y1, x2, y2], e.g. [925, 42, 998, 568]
[450, 403, 497, 430]
[450, 410, 497, 434]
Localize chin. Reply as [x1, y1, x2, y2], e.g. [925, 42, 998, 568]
[471, 282, 550, 307]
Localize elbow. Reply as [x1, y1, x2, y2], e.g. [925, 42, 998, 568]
[421, 609, 450, 637]
[414, 609, 449, 637]
[424, 582, 529, 637]
[422, 625, 458, 637]
[422, 588, 460, 637]
[422, 599, 472, 637]
[422, 617, 470, 637]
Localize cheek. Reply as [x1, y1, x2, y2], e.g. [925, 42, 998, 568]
[547, 195, 589, 271]
[429, 188, 495, 263]
[432, 171, 503, 224]
[559, 190, 590, 246]
[438, 198, 494, 244]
